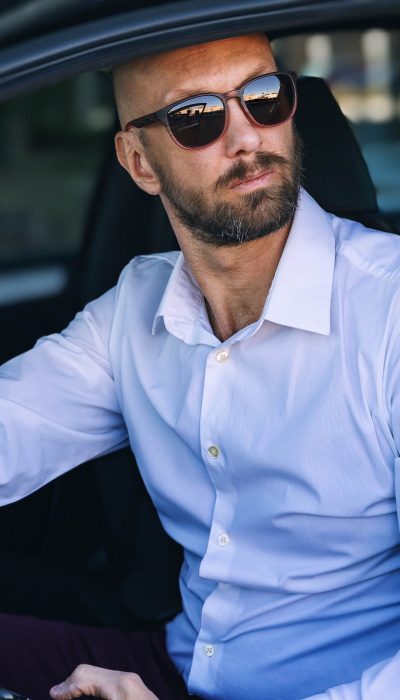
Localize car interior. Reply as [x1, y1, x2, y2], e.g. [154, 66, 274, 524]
[0, 27, 398, 632]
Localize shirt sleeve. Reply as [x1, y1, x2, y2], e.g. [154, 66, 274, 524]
[302, 652, 400, 699]
[0, 286, 129, 505]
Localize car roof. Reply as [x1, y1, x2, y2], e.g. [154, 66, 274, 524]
[0, 0, 399, 101]
[0, 0, 180, 45]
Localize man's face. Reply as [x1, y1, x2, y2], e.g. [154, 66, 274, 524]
[119, 34, 302, 246]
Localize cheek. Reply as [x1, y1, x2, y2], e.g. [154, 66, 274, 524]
[172, 150, 219, 192]
[150, 128, 224, 194]
[259, 121, 294, 155]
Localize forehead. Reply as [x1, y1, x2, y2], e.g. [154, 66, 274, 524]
[130, 34, 276, 114]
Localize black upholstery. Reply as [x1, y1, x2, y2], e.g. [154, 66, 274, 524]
[294, 76, 379, 220]
[80, 149, 176, 305]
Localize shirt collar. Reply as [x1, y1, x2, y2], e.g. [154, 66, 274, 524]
[262, 188, 335, 335]
[152, 188, 335, 340]
[152, 252, 213, 344]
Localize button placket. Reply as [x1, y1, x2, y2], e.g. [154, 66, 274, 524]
[201, 346, 233, 473]
[198, 344, 235, 580]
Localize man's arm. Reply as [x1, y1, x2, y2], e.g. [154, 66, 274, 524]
[0, 286, 128, 504]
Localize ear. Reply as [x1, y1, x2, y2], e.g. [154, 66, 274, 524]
[114, 130, 161, 195]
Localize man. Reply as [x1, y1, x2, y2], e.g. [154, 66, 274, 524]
[1, 31, 400, 700]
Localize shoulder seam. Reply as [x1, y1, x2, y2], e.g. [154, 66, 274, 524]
[134, 253, 178, 267]
[336, 242, 400, 284]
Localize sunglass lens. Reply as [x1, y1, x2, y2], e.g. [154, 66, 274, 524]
[243, 73, 295, 126]
[167, 95, 225, 148]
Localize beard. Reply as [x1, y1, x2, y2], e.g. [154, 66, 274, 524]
[145, 126, 303, 247]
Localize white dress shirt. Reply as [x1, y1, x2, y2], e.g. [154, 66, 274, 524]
[1, 189, 400, 699]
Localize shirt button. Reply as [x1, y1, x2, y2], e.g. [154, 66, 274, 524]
[217, 533, 230, 547]
[216, 350, 229, 362]
[204, 644, 215, 657]
[208, 445, 219, 458]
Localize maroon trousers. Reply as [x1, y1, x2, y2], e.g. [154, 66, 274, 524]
[0, 614, 198, 700]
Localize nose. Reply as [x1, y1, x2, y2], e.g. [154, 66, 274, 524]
[222, 96, 263, 157]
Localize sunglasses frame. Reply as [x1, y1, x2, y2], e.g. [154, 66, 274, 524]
[124, 70, 298, 150]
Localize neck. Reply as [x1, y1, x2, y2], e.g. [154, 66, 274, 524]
[169, 210, 291, 341]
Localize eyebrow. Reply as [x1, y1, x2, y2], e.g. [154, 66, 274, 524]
[163, 64, 273, 104]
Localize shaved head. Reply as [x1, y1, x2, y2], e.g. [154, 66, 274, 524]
[113, 53, 155, 129]
[113, 33, 273, 129]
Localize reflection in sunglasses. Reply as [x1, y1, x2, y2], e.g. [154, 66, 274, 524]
[170, 102, 207, 127]
[169, 101, 225, 135]
[244, 90, 279, 100]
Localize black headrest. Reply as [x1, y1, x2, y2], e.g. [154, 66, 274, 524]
[294, 76, 378, 217]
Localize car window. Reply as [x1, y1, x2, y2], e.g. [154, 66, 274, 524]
[0, 72, 114, 304]
[274, 29, 400, 223]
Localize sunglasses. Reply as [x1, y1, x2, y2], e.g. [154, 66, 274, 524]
[125, 71, 297, 150]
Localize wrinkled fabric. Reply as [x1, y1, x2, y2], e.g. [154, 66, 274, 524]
[2, 190, 400, 698]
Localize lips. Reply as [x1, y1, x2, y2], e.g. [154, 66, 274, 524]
[228, 169, 274, 190]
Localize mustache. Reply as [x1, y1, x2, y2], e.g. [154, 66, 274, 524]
[216, 151, 290, 190]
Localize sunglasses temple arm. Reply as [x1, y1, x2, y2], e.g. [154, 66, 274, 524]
[125, 111, 161, 130]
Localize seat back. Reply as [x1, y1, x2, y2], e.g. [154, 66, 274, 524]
[294, 76, 390, 230]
